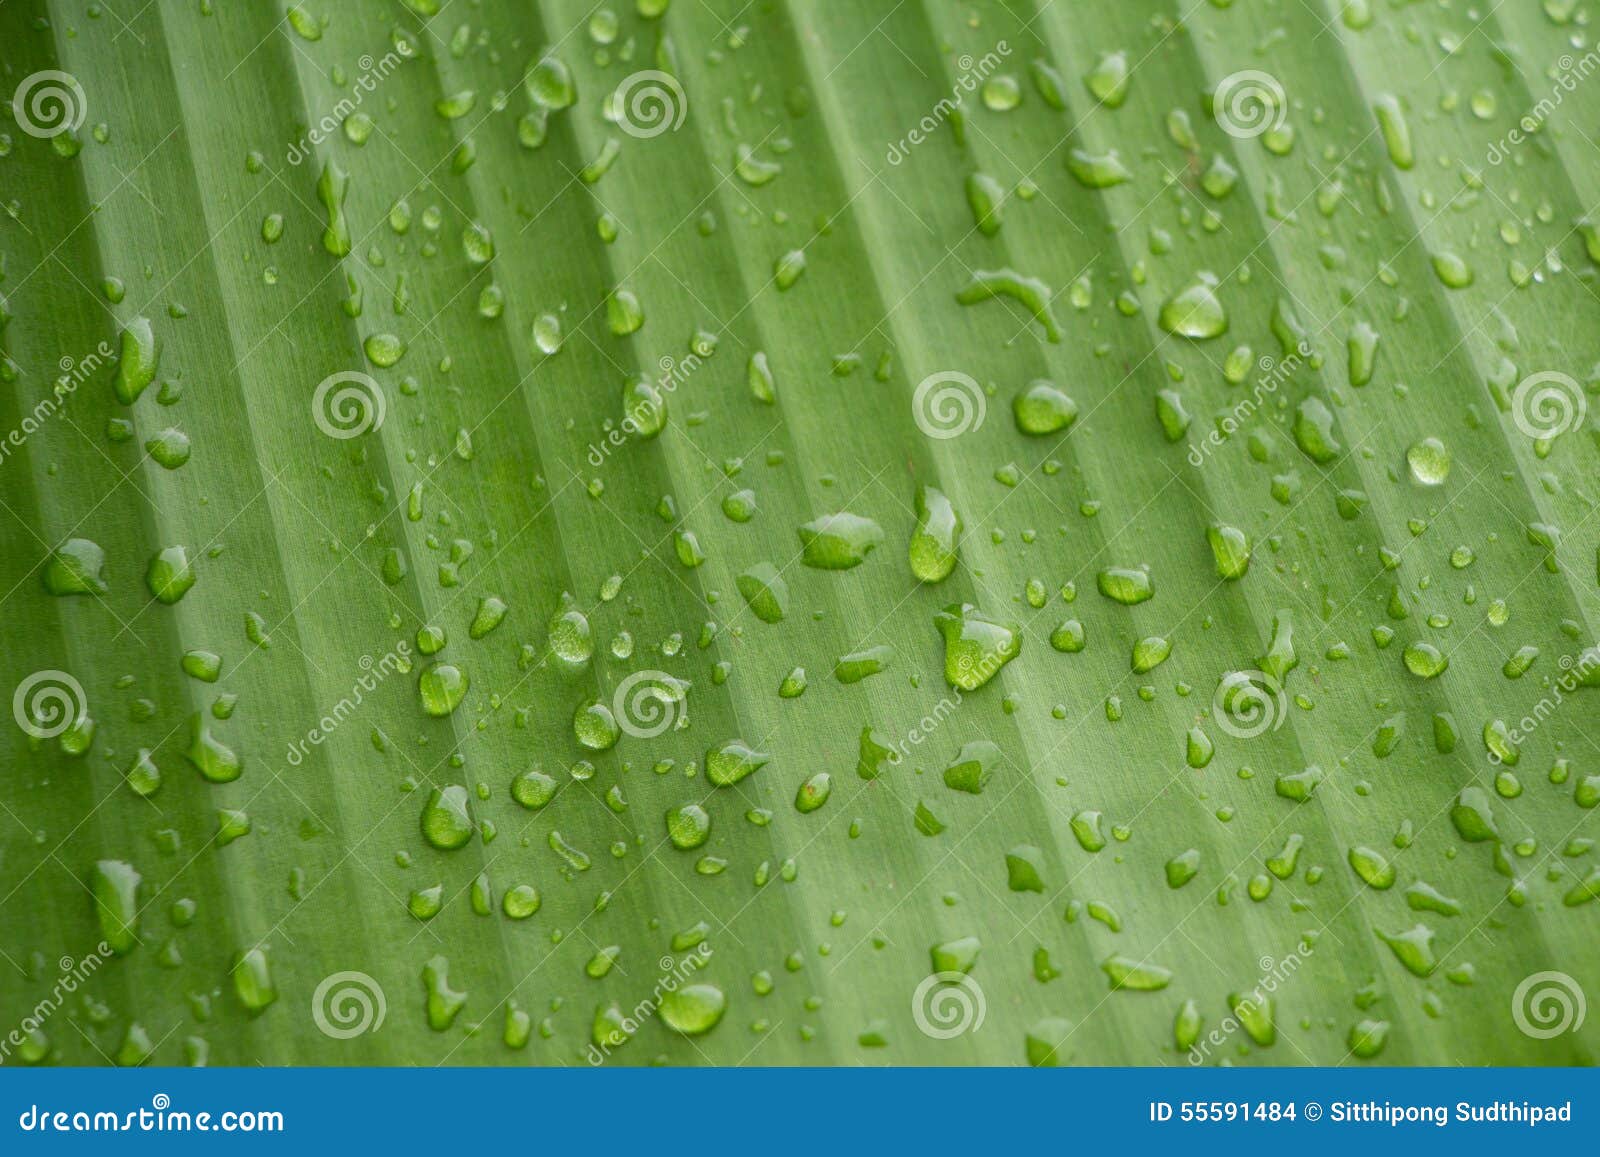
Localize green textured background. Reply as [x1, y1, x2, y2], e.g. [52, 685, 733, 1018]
[2, 0, 1598, 1066]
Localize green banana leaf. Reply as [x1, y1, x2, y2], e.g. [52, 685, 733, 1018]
[2, 0, 1597, 1068]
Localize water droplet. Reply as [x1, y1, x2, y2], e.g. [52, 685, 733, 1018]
[1132, 636, 1172, 674]
[44, 538, 108, 596]
[573, 699, 620, 750]
[114, 316, 159, 405]
[1402, 641, 1448, 679]
[1165, 849, 1201, 889]
[606, 288, 644, 335]
[1348, 845, 1396, 889]
[934, 603, 1021, 690]
[1206, 524, 1250, 579]
[660, 984, 726, 1035]
[146, 545, 195, 604]
[747, 351, 776, 403]
[909, 486, 961, 582]
[1347, 320, 1379, 386]
[512, 769, 559, 810]
[422, 955, 467, 1030]
[1097, 566, 1153, 605]
[966, 172, 1005, 236]
[1102, 954, 1172, 991]
[364, 332, 405, 367]
[1292, 397, 1341, 464]
[1049, 619, 1086, 653]
[1372, 94, 1413, 169]
[233, 947, 277, 1013]
[795, 772, 831, 813]
[421, 785, 474, 850]
[798, 512, 883, 569]
[1085, 51, 1129, 107]
[1405, 437, 1450, 485]
[1013, 380, 1078, 434]
[1159, 274, 1228, 340]
[736, 562, 788, 622]
[706, 740, 769, 787]
[666, 803, 712, 849]
[955, 269, 1061, 342]
[91, 859, 141, 954]
[186, 717, 242, 782]
[1066, 148, 1132, 189]
[503, 884, 542, 919]
[419, 663, 469, 715]
[774, 249, 807, 290]
[527, 54, 576, 110]
[943, 739, 999, 794]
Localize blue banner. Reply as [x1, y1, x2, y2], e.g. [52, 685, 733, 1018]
[3, 1067, 1595, 1152]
